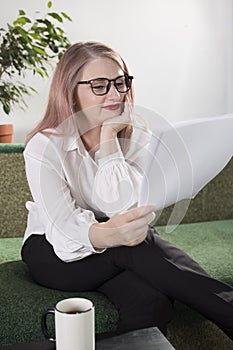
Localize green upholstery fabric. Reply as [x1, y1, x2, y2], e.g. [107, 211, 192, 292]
[0, 219, 233, 349]
[0, 261, 118, 345]
[0, 237, 22, 263]
[158, 219, 233, 285]
[0, 143, 25, 153]
[0, 152, 32, 238]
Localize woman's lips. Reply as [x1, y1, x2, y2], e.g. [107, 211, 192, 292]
[102, 104, 121, 111]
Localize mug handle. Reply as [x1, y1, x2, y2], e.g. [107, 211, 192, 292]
[41, 308, 56, 342]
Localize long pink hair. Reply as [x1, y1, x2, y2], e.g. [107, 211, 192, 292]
[25, 41, 135, 145]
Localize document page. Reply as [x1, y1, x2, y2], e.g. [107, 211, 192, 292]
[139, 114, 233, 210]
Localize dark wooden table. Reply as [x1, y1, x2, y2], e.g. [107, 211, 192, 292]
[0, 327, 175, 349]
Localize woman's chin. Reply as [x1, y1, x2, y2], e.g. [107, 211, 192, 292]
[101, 109, 121, 121]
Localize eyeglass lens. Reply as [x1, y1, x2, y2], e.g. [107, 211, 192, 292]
[91, 76, 132, 95]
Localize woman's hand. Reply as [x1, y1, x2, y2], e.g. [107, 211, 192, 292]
[101, 111, 131, 138]
[89, 205, 155, 249]
[99, 111, 132, 158]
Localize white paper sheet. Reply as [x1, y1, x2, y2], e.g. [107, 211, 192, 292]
[139, 114, 233, 210]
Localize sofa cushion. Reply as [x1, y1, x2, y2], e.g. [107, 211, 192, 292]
[157, 219, 233, 285]
[0, 260, 118, 346]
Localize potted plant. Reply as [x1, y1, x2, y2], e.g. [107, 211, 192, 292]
[0, 1, 72, 143]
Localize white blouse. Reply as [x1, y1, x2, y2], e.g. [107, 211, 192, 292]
[23, 119, 151, 262]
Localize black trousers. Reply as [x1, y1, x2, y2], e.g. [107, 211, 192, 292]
[21, 230, 233, 337]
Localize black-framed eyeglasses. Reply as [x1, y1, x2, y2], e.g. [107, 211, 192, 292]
[77, 75, 134, 96]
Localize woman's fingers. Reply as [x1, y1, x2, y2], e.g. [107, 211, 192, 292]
[124, 230, 148, 247]
[102, 111, 132, 134]
[117, 205, 155, 224]
[89, 206, 156, 249]
[113, 209, 155, 246]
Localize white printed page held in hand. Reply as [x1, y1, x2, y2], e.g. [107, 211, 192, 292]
[139, 114, 233, 211]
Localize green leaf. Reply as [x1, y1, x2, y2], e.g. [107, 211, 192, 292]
[61, 12, 72, 22]
[13, 16, 31, 26]
[29, 86, 38, 93]
[37, 18, 52, 29]
[29, 32, 40, 40]
[14, 26, 31, 43]
[47, 1, 52, 8]
[48, 12, 63, 22]
[19, 10, 26, 16]
[35, 67, 46, 77]
[32, 45, 46, 55]
[1, 99, 10, 115]
[49, 43, 58, 53]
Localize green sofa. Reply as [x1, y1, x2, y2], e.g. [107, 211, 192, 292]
[0, 143, 233, 349]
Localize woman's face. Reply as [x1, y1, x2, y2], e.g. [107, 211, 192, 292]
[76, 58, 127, 129]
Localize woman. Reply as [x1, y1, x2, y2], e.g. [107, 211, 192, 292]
[21, 41, 233, 341]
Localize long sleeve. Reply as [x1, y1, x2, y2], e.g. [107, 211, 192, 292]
[23, 132, 105, 262]
[91, 128, 151, 217]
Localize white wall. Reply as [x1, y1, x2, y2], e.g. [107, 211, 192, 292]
[1, 0, 233, 142]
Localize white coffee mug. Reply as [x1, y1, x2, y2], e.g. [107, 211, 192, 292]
[41, 297, 95, 350]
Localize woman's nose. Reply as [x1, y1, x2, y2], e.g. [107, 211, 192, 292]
[107, 82, 121, 99]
